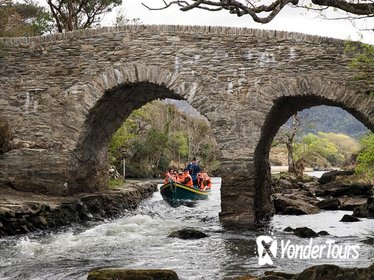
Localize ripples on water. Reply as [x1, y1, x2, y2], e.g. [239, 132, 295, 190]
[0, 178, 373, 280]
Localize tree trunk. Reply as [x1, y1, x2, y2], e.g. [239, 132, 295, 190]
[286, 142, 295, 173]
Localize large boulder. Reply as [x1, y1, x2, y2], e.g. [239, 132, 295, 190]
[316, 198, 341, 210]
[353, 197, 374, 218]
[87, 269, 179, 280]
[318, 170, 355, 184]
[273, 194, 320, 215]
[315, 184, 372, 198]
[338, 197, 367, 210]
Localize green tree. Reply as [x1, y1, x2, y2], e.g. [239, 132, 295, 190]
[0, 0, 53, 37]
[109, 100, 220, 178]
[169, 131, 189, 168]
[46, 0, 122, 32]
[345, 41, 374, 96]
[109, 118, 137, 166]
[318, 132, 360, 161]
[356, 133, 374, 182]
[296, 132, 345, 167]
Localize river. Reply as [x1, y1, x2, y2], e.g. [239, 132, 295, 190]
[0, 177, 373, 280]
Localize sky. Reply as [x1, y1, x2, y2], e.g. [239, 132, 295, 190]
[35, 0, 374, 44]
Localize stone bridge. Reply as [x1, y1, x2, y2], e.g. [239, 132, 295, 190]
[0, 25, 373, 228]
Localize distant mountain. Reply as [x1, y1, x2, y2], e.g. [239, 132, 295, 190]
[166, 100, 369, 139]
[298, 105, 369, 139]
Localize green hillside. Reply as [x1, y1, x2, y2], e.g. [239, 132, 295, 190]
[298, 105, 369, 139]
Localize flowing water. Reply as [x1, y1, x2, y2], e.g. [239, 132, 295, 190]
[0, 177, 373, 280]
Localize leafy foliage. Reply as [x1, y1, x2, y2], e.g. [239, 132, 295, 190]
[272, 131, 360, 168]
[46, 0, 122, 32]
[356, 133, 374, 182]
[0, 0, 53, 37]
[296, 133, 345, 167]
[109, 100, 220, 178]
[344, 41, 374, 96]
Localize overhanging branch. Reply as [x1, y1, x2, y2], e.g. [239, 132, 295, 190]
[144, 0, 374, 23]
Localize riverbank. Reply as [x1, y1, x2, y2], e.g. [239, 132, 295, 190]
[0, 180, 158, 237]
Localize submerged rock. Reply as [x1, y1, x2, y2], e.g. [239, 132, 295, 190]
[293, 227, 319, 238]
[361, 237, 374, 246]
[283, 226, 294, 232]
[87, 269, 179, 280]
[340, 214, 360, 222]
[168, 228, 208, 239]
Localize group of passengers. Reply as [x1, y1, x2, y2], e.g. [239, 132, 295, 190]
[164, 157, 212, 190]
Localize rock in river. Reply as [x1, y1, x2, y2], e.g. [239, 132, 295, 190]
[168, 228, 208, 239]
[340, 214, 360, 222]
[293, 227, 319, 238]
[87, 269, 179, 280]
[316, 198, 340, 210]
[315, 184, 372, 198]
[353, 197, 374, 218]
[318, 170, 355, 184]
[273, 194, 320, 215]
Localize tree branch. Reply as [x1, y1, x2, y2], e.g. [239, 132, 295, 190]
[312, 0, 374, 16]
[145, 0, 374, 24]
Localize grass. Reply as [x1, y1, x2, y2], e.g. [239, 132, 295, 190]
[109, 178, 125, 188]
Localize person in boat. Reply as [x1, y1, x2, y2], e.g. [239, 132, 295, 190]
[164, 168, 176, 183]
[186, 157, 201, 187]
[177, 169, 193, 187]
[176, 171, 184, 183]
[197, 168, 212, 190]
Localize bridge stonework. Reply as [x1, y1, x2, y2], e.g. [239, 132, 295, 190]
[0, 25, 373, 228]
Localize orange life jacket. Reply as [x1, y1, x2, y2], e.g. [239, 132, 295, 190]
[176, 174, 184, 183]
[202, 172, 212, 189]
[197, 173, 204, 189]
[182, 172, 193, 187]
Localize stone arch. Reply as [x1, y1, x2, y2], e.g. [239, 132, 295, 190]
[65, 63, 204, 192]
[253, 76, 374, 222]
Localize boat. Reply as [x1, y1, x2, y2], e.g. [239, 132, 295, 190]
[160, 180, 211, 206]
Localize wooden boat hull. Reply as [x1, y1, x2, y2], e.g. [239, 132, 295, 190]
[160, 181, 211, 206]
